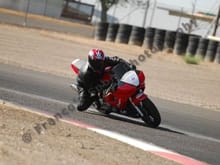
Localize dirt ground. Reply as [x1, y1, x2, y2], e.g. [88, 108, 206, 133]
[0, 103, 179, 165]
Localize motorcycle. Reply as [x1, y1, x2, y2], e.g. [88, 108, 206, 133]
[70, 59, 161, 128]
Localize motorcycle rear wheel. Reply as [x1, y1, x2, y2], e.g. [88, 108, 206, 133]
[140, 98, 161, 128]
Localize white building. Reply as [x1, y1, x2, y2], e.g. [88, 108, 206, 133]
[82, 0, 219, 36]
[0, 0, 218, 36]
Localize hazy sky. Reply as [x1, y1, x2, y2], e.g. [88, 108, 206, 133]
[85, 0, 219, 14]
[157, 0, 219, 14]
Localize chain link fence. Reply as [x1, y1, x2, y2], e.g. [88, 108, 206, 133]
[0, 0, 94, 22]
[0, 0, 63, 18]
[0, 0, 94, 37]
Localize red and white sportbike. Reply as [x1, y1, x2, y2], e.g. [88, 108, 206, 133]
[71, 59, 161, 128]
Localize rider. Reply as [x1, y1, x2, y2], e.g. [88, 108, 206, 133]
[76, 48, 135, 111]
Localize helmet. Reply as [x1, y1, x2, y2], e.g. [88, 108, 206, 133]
[88, 48, 105, 72]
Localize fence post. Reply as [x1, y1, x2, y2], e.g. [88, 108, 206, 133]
[24, 0, 31, 26]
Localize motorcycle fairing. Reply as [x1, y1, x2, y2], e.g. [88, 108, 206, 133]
[71, 59, 87, 74]
[120, 70, 139, 87]
[131, 91, 148, 104]
[104, 84, 136, 109]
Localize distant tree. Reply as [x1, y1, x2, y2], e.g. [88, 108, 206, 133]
[98, 0, 148, 22]
[99, 0, 119, 22]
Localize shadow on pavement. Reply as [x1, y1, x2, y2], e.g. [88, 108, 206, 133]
[85, 110, 185, 135]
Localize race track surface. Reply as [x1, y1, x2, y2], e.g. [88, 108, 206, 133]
[0, 63, 219, 165]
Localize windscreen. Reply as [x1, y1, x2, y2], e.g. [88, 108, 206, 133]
[111, 63, 131, 80]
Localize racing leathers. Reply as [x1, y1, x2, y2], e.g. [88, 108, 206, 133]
[76, 56, 134, 111]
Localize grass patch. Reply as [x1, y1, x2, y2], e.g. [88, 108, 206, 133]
[183, 54, 202, 64]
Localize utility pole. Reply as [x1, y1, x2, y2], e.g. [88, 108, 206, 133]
[177, 7, 183, 29]
[142, 0, 150, 28]
[188, 0, 197, 34]
[24, 0, 31, 26]
[149, 0, 156, 27]
[213, 5, 220, 36]
[204, 16, 217, 37]
[127, 4, 132, 24]
[43, 0, 48, 16]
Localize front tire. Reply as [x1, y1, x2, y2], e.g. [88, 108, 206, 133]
[139, 98, 161, 128]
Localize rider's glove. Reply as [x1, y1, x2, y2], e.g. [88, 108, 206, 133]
[95, 84, 103, 93]
[89, 83, 105, 94]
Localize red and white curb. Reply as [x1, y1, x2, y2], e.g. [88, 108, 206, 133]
[65, 119, 208, 165]
[3, 101, 208, 165]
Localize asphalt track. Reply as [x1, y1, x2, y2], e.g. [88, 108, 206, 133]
[0, 63, 220, 165]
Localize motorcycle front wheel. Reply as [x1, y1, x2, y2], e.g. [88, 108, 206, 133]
[139, 98, 161, 128]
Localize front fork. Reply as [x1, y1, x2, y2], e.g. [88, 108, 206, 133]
[129, 93, 147, 118]
[129, 98, 144, 117]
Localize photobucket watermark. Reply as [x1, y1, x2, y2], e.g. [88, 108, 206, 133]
[22, 103, 77, 143]
[177, 19, 198, 33]
[128, 47, 159, 66]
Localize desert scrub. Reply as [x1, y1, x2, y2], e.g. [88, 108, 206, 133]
[183, 54, 202, 64]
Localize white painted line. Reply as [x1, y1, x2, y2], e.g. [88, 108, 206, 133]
[88, 127, 208, 165]
[1, 100, 209, 165]
[89, 127, 172, 153]
[0, 87, 68, 105]
[162, 124, 220, 144]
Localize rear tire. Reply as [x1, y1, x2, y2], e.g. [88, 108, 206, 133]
[140, 98, 161, 128]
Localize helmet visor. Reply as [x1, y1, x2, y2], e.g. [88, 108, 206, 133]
[89, 60, 104, 72]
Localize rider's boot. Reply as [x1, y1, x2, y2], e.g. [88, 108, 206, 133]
[77, 90, 93, 111]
